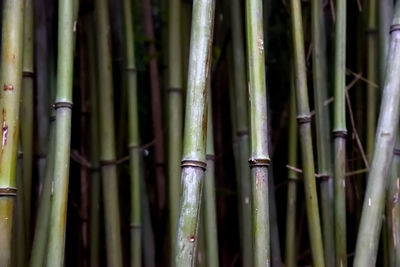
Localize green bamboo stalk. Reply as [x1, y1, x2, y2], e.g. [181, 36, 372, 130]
[230, 1, 253, 266]
[20, 0, 34, 242]
[310, 1, 335, 266]
[85, 13, 100, 267]
[0, 0, 25, 265]
[167, 0, 184, 262]
[353, 3, 400, 265]
[366, 0, 378, 161]
[203, 89, 219, 267]
[245, 0, 270, 265]
[95, 0, 123, 266]
[332, 0, 347, 266]
[45, 0, 77, 265]
[285, 86, 298, 267]
[174, 0, 215, 265]
[122, 0, 141, 265]
[289, 0, 325, 266]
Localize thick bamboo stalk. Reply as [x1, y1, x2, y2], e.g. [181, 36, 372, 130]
[332, 0, 347, 266]
[245, 0, 271, 265]
[366, 0, 378, 161]
[203, 90, 219, 267]
[230, 1, 253, 265]
[174, 0, 215, 265]
[289, 0, 325, 266]
[167, 0, 184, 261]
[0, 0, 25, 265]
[20, 0, 34, 242]
[142, 0, 166, 212]
[45, 0, 77, 265]
[122, 0, 142, 265]
[353, 3, 400, 265]
[285, 87, 298, 267]
[94, 0, 123, 266]
[311, 1, 335, 266]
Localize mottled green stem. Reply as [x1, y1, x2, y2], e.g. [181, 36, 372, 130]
[354, 3, 400, 265]
[95, 0, 123, 266]
[245, 0, 270, 265]
[289, 0, 325, 266]
[174, 0, 215, 265]
[0, 0, 25, 265]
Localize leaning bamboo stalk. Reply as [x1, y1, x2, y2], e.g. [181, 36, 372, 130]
[20, 0, 34, 242]
[310, 0, 335, 266]
[245, 0, 271, 265]
[0, 0, 25, 265]
[203, 88, 219, 267]
[174, 0, 215, 265]
[353, 3, 400, 265]
[94, 0, 123, 266]
[45, 0, 77, 265]
[366, 0, 378, 161]
[285, 86, 298, 267]
[289, 0, 325, 266]
[122, 0, 142, 265]
[332, 0, 347, 266]
[167, 0, 184, 261]
[230, 0, 253, 265]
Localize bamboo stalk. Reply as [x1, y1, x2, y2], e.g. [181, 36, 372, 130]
[366, 0, 378, 161]
[203, 88, 219, 267]
[353, 3, 400, 265]
[0, 0, 25, 265]
[230, 1, 253, 266]
[289, 0, 325, 266]
[20, 0, 34, 243]
[332, 0, 347, 266]
[122, 0, 142, 265]
[311, 1, 335, 266]
[285, 86, 298, 267]
[245, 0, 271, 265]
[45, 0, 77, 265]
[94, 0, 123, 266]
[167, 0, 184, 262]
[174, 0, 215, 265]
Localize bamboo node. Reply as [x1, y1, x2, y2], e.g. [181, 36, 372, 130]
[129, 223, 141, 229]
[167, 87, 183, 93]
[248, 158, 271, 168]
[394, 149, 400, 156]
[236, 130, 249, 137]
[390, 24, 400, 34]
[23, 71, 34, 78]
[333, 130, 347, 138]
[0, 187, 17, 197]
[126, 67, 137, 73]
[100, 159, 117, 166]
[296, 115, 312, 124]
[181, 159, 207, 170]
[53, 101, 73, 110]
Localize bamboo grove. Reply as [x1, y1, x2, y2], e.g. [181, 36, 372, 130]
[0, 0, 400, 266]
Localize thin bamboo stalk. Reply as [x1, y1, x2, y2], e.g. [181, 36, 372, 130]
[167, 0, 184, 262]
[353, 3, 400, 265]
[14, 145, 26, 267]
[230, 1, 253, 266]
[332, 0, 347, 266]
[122, 0, 141, 265]
[45, 0, 77, 265]
[366, 0, 378, 161]
[94, 0, 123, 266]
[245, 0, 270, 265]
[289, 0, 325, 266]
[203, 89, 219, 267]
[20, 0, 34, 243]
[311, 1, 335, 266]
[285, 74, 298, 267]
[0, 0, 25, 265]
[174, 0, 215, 265]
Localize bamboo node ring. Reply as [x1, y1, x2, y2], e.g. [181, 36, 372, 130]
[236, 130, 249, 137]
[23, 71, 34, 78]
[53, 101, 73, 110]
[129, 223, 141, 229]
[167, 87, 183, 93]
[100, 159, 117, 166]
[394, 149, 400, 156]
[181, 159, 207, 170]
[0, 187, 17, 197]
[333, 130, 347, 138]
[125, 67, 137, 73]
[248, 158, 271, 168]
[296, 115, 312, 124]
[390, 24, 400, 34]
